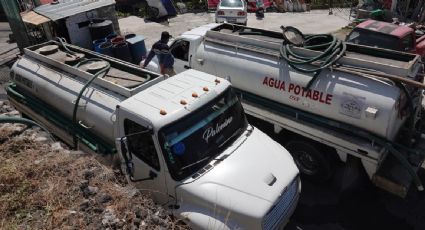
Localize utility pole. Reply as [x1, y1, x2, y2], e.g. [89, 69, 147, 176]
[0, 0, 30, 51]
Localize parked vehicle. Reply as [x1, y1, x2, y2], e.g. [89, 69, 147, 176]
[147, 23, 425, 198]
[215, 0, 248, 25]
[208, 0, 221, 11]
[6, 40, 300, 229]
[346, 19, 425, 58]
[145, 0, 177, 19]
[208, 0, 272, 12]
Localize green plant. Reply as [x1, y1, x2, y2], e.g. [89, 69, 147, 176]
[116, 11, 131, 18]
[139, 7, 147, 18]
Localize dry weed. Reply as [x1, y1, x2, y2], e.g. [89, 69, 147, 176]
[0, 125, 189, 229]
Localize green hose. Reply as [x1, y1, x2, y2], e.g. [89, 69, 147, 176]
[280, 27, 346, 88]
[6, 84, 114, 154]
[56, 37, 76, 55]
[0, 116, 54, 141]
[72, 58, 111, 148]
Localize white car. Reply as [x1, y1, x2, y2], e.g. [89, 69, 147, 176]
[215, 0, 248, 25]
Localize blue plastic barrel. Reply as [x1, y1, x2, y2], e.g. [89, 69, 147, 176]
[126, 34, 147, 65]
[98, 42, 114, 57]
[93, 38, 106, 51]
[113, 42, 133, 63]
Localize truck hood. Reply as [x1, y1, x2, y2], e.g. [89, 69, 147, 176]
[175, 127, 299, 229]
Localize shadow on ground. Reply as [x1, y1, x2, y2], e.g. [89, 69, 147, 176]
[286, 162, 425, 230]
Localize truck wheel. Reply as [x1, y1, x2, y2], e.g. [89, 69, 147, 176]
[285, 140, 333, 182]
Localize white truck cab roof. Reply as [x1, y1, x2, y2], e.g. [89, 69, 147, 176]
[119, 69, 230, 129]
[179, 23, 218, 38]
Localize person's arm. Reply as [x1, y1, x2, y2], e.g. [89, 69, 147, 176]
[159, 63, 165, 74]
[142, 49, 155, 68]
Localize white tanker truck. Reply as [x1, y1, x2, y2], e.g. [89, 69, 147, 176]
[6, 41, 300, 229]
[146, 23, 425, 197]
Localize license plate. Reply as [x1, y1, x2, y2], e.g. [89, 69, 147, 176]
[227, 18, 236, 23]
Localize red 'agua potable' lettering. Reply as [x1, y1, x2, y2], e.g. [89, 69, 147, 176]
[262, 77, 333, 105]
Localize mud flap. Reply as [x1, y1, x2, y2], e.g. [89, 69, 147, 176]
[340, 155, 370, 193]
[373, 152, 424, 198]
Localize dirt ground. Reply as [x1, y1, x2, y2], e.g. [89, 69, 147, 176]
[119, 10, 351, 48]
[0, 100, 188, 229]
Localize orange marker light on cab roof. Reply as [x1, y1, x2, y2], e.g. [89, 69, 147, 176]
[180, 99, 187, 105]
[160, 109, 167, 115]
[215, 79, 221, 84]
[192, 92, 198, 98]
[203, 87, 209, 92]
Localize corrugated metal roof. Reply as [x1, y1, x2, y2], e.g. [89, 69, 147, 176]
[33, 0, 115, 21]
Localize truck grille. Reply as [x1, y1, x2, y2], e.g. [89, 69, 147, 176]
[262, 176, 299, 230]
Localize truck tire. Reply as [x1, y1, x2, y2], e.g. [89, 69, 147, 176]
[285, 140, 333, 182]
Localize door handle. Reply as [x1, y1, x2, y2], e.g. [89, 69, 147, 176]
[184, 65, 191, 69]
[78, 120, 93, 129]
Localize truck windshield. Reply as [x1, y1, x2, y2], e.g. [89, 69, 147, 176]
[159, 88, 247, 181]
[346, 29, 403, 51]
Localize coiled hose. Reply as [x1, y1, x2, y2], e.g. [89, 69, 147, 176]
[279, 26, 346, 88]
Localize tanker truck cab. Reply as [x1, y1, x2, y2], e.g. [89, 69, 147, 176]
[8, 41, 301, 229]
[114, 72, 300, 229]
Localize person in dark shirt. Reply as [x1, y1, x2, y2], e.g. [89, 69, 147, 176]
[142, 31, 176, 76]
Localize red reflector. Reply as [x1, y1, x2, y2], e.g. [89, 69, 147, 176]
[217, 10, 225, 15]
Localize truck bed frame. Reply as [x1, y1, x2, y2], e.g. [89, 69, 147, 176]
[206, 23, 422, 78]
[23, 41, 164, 98]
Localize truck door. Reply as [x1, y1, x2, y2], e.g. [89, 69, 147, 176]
[170, 39, 191, 73]
[117, 118, 169, 204]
